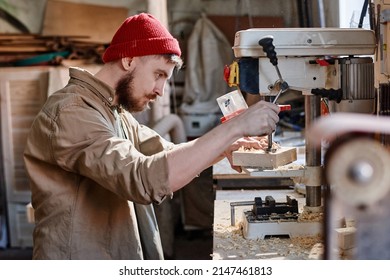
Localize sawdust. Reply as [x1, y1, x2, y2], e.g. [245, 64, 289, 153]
[275, 163, 305, 170]
[238, 142, 281, 153]
[212, 221, 323, 260]
[298, 211, 324, 223]
[290, 235, 323, 250]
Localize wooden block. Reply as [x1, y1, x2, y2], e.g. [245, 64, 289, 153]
[232, 147, 297, 169]
[335, 227, 356, 250]
[345, 218, 356, 228]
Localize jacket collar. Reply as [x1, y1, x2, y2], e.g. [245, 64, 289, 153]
[69, 67, 116, 107]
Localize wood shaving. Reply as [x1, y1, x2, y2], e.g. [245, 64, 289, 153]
[298, 211, 324, 222]
[213, 221, 324, 260]
[291, 234, 323, 250]
[275, 163, 305, 170]
[238, 142, 281, 153]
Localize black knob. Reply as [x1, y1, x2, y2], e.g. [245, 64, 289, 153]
[258, 36, 278, 66]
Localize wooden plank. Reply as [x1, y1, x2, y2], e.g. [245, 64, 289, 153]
[0, 46, 50, 52]
[42, 0, 129, 44]
[232, 147, 297, 169]
[0, 34, 38, 41]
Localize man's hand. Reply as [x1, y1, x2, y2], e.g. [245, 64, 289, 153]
[223, 136, 269, 173]
[231, 100, 280, 137]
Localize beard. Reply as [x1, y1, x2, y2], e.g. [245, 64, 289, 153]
[115, 70, 156, 112]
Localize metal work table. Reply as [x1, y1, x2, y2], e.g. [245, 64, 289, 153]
[212, 158, 301, 190]
[212, 144, 306, 189]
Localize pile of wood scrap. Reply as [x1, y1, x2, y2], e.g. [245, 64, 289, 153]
[0, 0, 130, 67]
[0, 33, 106, 66]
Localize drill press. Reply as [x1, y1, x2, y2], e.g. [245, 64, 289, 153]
[227, 27, 376, 239]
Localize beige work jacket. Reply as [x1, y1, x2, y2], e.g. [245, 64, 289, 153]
[24, 67, 174, 259]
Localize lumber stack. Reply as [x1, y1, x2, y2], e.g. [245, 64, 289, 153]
[0, 33, 106, 66]
[0, 0, 129, 67]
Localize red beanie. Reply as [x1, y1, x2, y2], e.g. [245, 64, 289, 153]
[102, 13, 181, 63]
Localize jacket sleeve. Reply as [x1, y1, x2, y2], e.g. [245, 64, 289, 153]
[51, 103, 173, 204]
[124, 113, 175, 156]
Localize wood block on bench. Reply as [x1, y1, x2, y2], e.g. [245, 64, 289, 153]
[232, 147, 297, 169]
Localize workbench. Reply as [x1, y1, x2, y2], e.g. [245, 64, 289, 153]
[211, 152, 323, 260]
[212, 189, 323, 260]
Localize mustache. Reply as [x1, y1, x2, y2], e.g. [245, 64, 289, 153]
[146, 93, 157, 101]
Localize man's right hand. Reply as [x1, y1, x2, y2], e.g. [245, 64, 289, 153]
[230, 100, 280, 137]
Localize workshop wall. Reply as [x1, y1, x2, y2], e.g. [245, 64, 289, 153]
[0, 0, 340, 34]
[0, 0, 145, 33]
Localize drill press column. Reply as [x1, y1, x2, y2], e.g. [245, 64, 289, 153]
[305, 95, 322, 208]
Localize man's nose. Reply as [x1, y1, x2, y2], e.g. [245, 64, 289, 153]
[155, 82, 166, 96]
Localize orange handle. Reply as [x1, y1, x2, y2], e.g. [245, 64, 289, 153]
[278, 104, 291, 111]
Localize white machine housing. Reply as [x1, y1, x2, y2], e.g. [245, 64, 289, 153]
[233, 28, 376, 96]
[233, 28, 376, 57]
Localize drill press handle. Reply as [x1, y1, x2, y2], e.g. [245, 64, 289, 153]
[258, 36, 278, 66]
[258, 36, 288, 152]
[258, 36, 289, 94]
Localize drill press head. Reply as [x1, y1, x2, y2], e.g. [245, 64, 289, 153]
[229, 27, 376, 113]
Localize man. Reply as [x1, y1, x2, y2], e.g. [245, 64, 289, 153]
[24, 13, 279, 260]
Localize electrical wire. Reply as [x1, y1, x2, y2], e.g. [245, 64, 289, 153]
[358, 0, 369, 28]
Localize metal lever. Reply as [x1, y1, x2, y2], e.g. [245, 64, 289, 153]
[258, 36, 289, 92]
[259, 36, 289, 152]
[272, 87, 284, 105]
[230, 201, 254, 226]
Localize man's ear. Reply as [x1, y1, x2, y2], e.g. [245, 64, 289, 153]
[121, 57, 133, 71]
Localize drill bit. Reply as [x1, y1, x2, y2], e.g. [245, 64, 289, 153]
[266, 88, 285, 152]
